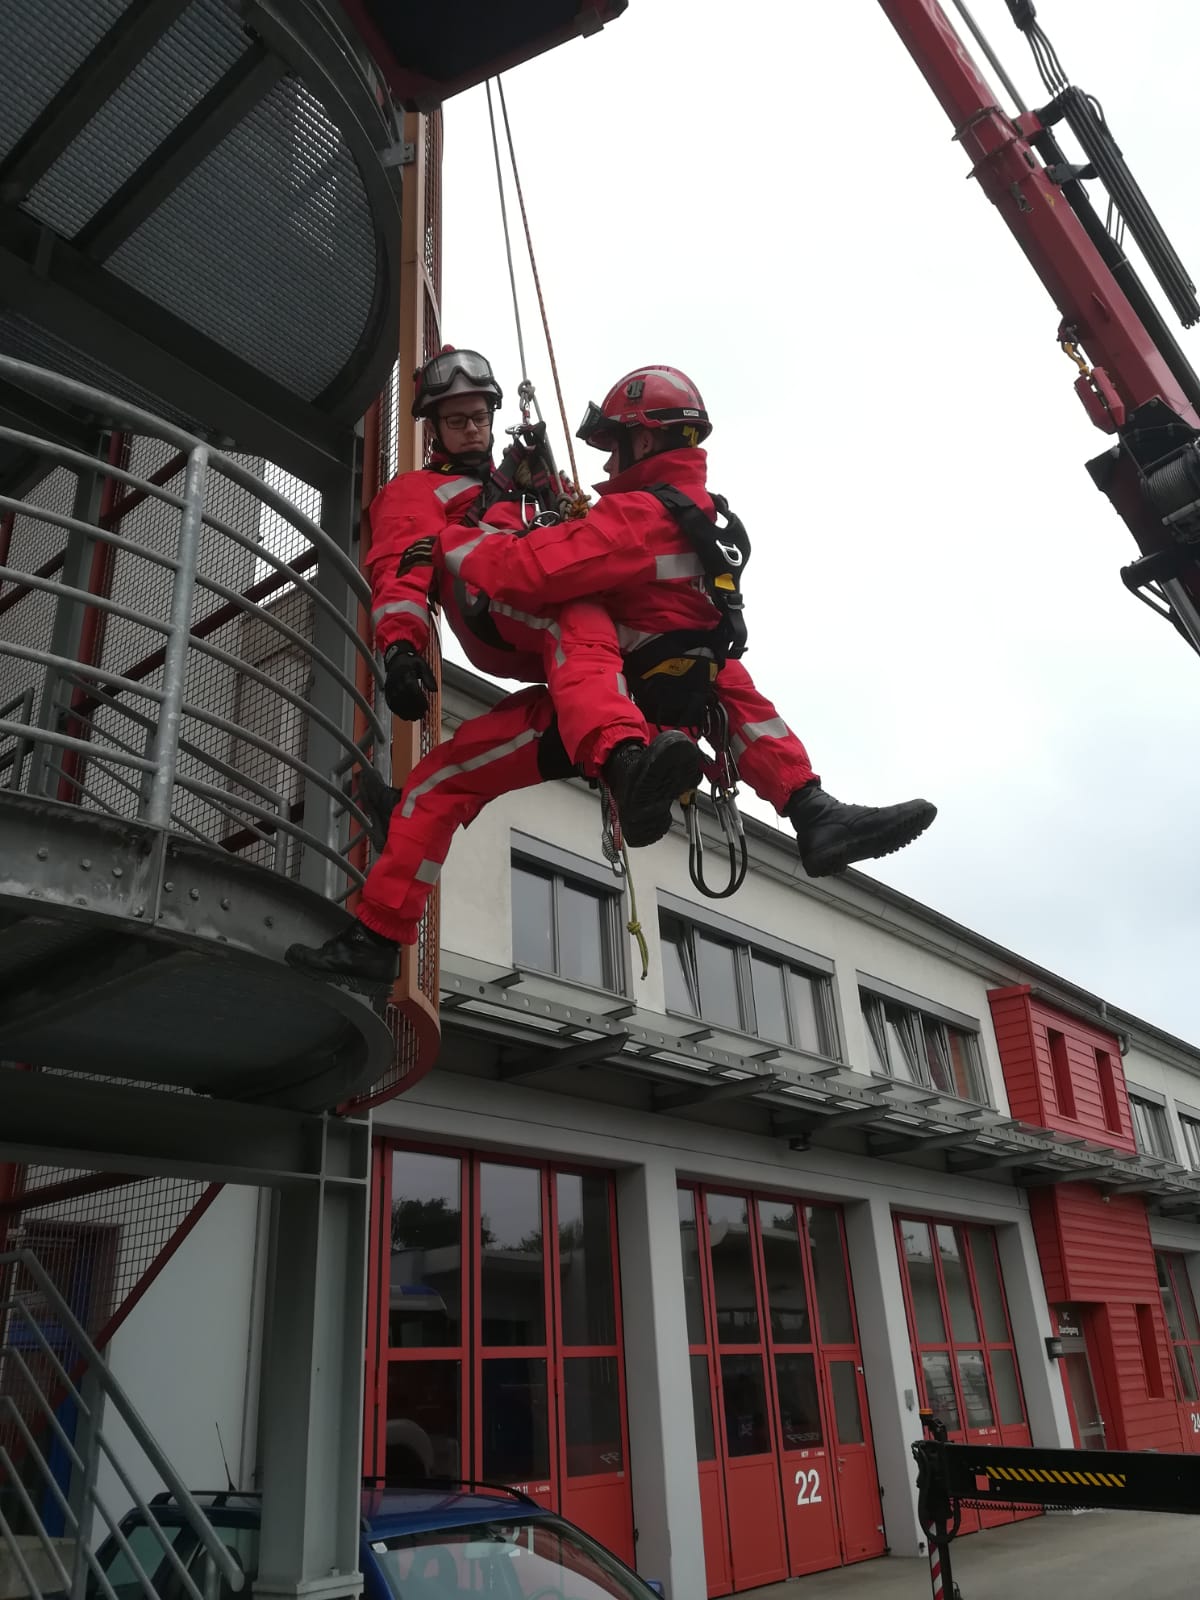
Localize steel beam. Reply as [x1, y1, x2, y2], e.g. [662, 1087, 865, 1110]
[497, 1031, 630, 1082]
[653, 1073, 782, 1113]
[0, 1066, 369, 1188]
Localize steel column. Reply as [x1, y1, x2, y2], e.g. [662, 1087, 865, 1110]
[254, 1120, 370, 1600]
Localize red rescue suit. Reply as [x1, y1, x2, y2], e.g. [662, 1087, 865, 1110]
[356, 451, 818, 944]
[452, 448, 817, 803]
[366, 458, 643, 738]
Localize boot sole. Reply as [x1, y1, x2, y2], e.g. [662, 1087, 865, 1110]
[801, 801, 938, 878]
[284, 944, 397, 995]
[621, 737, 704, 849]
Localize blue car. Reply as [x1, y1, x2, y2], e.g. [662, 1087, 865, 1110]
[82, 1484, 665, 1600]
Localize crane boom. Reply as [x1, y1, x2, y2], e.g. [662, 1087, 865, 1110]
[878, 0, 1200, 655]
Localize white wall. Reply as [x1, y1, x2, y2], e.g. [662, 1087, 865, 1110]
[94, 1185, 266, 1520]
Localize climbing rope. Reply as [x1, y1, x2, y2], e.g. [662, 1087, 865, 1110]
[599, 786, 650, 980]
[486, 75, 585, 502]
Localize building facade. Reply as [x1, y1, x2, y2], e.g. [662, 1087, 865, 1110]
[95, 666, 1200, 1599]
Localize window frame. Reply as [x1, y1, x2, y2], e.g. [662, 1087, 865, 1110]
[511, 839, 629, 996]
[860, 988, 989, 1106]
[1176, 1110, 1200, 1171]
[1128, 1091, 1176, 1161]
[1156, 1250, 1200, 1404]
[657, 901, 841, 1061]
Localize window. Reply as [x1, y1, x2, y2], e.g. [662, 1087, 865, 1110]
[1129, 1093, 1175, 1161]
[512, 857, 623, 990]
[1179, 1115, 1200, 1171]
[1047, 1029, 1076, 1118]
[896, 1217, 1027, 1435]
[862, 993, 987, 1103]
[1096, 1049, 1124, 1133]
[1156, 1252, 1200, 1403]
[659, 912, 838, 1057]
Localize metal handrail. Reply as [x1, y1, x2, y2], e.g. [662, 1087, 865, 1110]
[0, 1247, 245, 1600]
[0, 356, 386, 902]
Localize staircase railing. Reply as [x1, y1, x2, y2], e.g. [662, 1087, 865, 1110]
[0, 1248, 244, 1600]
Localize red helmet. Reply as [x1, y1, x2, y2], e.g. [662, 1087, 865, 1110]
[412, 346, 502, 419]
[576, 365, 711, 450]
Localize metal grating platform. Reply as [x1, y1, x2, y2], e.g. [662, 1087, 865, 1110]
[0, 0, 405, 485]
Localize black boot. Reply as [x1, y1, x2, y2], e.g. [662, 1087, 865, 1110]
[285, 917, 399, 991]
[602, 731, 703, 849]
[358, 764, 402, 852]
[786, 782, 937, 878]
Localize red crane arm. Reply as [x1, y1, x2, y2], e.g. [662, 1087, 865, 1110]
[877, 0, 1200, 649]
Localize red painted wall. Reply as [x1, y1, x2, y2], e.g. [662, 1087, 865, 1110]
[990, 989, 1183, 1453]
[988, 986, 1136, 1152]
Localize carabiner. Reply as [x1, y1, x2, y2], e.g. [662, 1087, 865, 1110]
[684, 786, 748, 900]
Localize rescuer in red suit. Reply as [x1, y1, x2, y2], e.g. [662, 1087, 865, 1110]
[286, 361, 936, 991]
[358, 346, 701, 831]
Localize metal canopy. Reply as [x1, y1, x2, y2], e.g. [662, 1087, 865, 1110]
[439, 957, 1200, 1217]
[0, 0, 404, 485]
[340, 0, 628, 111]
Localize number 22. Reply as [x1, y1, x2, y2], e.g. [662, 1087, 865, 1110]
[795, 1468, 822, 1505]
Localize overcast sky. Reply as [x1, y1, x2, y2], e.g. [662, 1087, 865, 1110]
[436, 0, 1200, 1045]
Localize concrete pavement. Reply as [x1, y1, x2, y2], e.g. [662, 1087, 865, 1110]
[742, 1511, 1200, 1599]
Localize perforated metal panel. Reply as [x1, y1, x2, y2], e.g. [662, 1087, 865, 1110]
[109, 74, 377, 399]
[25, 0, 250, 239]
[0, 312, 197, 427]
[0, 0, 134, 162]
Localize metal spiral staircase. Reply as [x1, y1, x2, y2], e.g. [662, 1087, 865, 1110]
[0, 2, 627, 1596]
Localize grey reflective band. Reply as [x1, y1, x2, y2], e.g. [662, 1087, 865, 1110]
[401, 727, 541, 818]
[491, 600, 565, 668]
[731, 716, 790, 758]
[443, 530, 492, 578]
[372, 600, 429, 627]
[432, 474, 479, 504]
[414, 859, 442, 885]
[615, 624, 657, 651]
[654, 552, 705, 580]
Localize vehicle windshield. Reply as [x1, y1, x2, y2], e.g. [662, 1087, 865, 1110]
[369, 1514, 654, 1600]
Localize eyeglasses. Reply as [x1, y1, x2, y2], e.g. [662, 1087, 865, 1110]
[439, 410, 492, 432]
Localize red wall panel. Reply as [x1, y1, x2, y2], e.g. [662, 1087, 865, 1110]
[987, 987, 1136, 1151]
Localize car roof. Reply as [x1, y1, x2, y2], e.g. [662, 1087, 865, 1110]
[361, 1488, 557, 1539]
[144, 1487, 558, 1541]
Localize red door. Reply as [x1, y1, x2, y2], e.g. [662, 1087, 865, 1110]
[704, 1191, 788, 1591]
[680, 1187, 886, 1595]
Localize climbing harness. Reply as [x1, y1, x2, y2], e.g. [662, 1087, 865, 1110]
[681, 700, 749, 900]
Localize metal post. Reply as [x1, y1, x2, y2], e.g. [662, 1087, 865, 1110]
[27, 435, 108, 796]
[915, 1414, 962, 1600]
[68, 1365, 103, 1600]
[254, 1116, 370, 1600]
[142, 444, 208, 829]
[298, 441, 362, 900]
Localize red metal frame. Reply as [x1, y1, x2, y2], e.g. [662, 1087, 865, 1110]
[878, 0, 1200, 613]
[369, 1138, 633, 1556]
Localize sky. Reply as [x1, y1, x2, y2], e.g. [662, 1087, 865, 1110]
[436, 0, 1200, 1045]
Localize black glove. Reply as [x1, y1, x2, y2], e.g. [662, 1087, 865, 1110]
[383, 642, 438, 720]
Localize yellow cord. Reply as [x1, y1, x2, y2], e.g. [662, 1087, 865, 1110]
[622, 840, 650, 981]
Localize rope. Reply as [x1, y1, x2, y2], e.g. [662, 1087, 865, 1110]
[485, 80, 530, 399]
[622, 840, 650, 982]
[494, 77, 583, 494]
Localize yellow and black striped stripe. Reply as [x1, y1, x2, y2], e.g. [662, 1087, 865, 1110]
[983, 1466, 1127, 1489]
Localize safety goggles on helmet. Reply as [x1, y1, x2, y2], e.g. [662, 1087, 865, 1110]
[576, 400, 620, 449]
[576, 398, 709, 450]
[413, 348, 502, 417]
